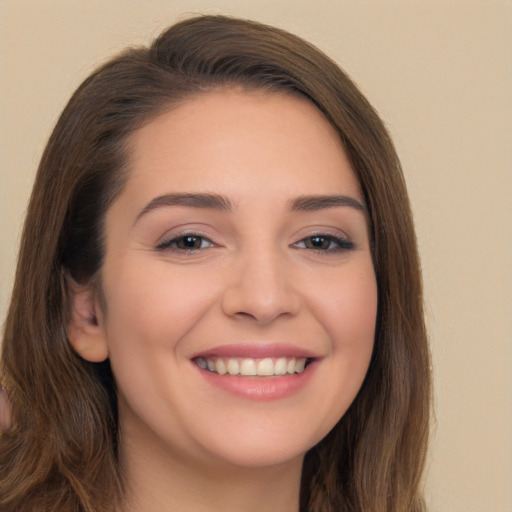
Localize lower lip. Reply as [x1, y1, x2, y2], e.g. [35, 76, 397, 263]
[195, 363, 317, 401]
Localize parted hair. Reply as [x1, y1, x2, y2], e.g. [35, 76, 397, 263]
[0, 15, 430, 512]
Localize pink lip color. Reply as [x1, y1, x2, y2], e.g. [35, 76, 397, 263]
[194, 360, 318, 401]
[191, 343, 320, 401]
[191, 342, 318, 359]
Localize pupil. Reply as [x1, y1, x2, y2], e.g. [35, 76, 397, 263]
[182, 236, 199, 248]
[311, 236, 328, 249]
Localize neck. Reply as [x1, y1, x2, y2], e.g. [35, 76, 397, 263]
[119, 418, 304, 512]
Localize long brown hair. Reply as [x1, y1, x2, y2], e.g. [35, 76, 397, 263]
[0, 15, 430, 512]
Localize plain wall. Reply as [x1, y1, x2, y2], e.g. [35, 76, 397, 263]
[1, 1, 511, 511]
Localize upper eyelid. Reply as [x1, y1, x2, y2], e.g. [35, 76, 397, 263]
[162, 231, 213, 240]
[156, 232, 216, 250]
[157, 226, 216, 242]
[296, 234, 348, 242]
[154, 225, 354, 248]
[292, 227, 352, 243]
[293, 234, 354, 248]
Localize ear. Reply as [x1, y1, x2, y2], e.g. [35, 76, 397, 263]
[66, 277, 109, 363]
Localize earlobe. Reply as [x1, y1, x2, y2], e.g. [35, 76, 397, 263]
[66, 277, 109, 363]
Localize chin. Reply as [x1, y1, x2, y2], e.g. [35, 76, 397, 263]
[187, 414, 334, 471]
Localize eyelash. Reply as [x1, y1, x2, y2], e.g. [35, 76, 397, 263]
[156, 233, 214, 252]
[156, 233, 354, 253]
[292, 234, 354, 253]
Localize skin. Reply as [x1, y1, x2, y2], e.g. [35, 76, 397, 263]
[69, 89, 377, 512]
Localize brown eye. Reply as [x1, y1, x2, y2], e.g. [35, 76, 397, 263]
[294, 235, 354, 252]
[156, 234, 214, 251]
[304, 236, 331, 250]
[176, 235, 204, 250]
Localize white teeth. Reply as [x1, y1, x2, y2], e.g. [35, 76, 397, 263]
[257, 358, 274, 376]
[240, 358, 257, 375]
[196, 356, 310, 376]
[216, 359, 227, 375]
[274, 357, 287, 375]
[227, 358, 240, 375]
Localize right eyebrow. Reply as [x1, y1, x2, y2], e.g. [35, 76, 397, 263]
[133, 193, 233, 225]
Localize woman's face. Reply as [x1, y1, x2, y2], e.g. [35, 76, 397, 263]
[86, 89, 377, 470]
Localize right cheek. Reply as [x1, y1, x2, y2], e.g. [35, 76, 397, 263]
[102, 258, 227, 340]
[105, 285, 214, 348]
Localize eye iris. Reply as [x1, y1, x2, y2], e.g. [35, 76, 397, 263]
[179, 236, 202, 249]
[308, 236, 330, 249]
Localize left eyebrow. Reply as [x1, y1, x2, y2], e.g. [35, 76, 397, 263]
[289, 195, 366, 212]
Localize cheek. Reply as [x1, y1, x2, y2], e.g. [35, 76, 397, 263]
[307, 263, 377, 420]
[101, 260, 220, 360]
[99, 262, 220, 431]
[313, 263, 377, 353]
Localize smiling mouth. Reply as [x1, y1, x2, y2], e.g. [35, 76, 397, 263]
[193, 356, 310, 377]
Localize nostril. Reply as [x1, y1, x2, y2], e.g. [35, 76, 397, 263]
[234, 311, 258, 320]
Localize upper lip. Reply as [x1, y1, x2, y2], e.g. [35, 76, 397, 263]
[190, 343, 321, 360]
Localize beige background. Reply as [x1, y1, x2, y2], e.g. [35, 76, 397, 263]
[1, 1, 511, 510]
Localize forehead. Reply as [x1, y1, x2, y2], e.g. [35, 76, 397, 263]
[123, 88, 361, 202]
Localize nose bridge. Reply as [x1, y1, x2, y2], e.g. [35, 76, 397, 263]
[222, 240, 299, 324]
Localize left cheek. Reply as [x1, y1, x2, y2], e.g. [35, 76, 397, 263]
[318, 270, 377, 352]
[323, 272, 377, 396]
[305, 274, 376, 437]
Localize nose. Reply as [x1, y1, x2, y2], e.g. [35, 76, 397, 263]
[221, 248, 301, 325]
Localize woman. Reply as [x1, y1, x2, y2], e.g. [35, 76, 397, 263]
[0, 15, 430, 512]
